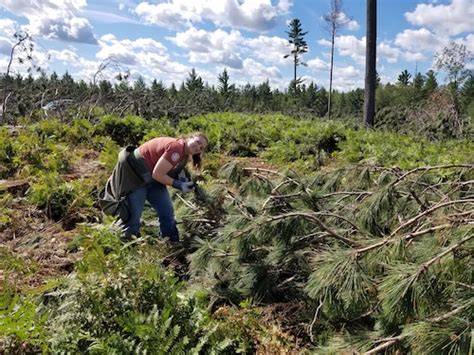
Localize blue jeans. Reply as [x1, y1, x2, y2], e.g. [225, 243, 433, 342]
[125, 182, 179, 241]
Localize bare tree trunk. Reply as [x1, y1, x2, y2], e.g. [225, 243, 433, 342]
[363, 0, 377, 127]
[323, 0, 349, 119]
[294, 52, 297, 103]
[328, 24, 335, 118]
[1, 32, 31, 125]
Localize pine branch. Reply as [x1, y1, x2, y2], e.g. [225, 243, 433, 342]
[262, 192, 303, 209]
[315, 191, 373, 198]
[403, 223, 452, 242]
[419, 179, 474, 195]
[355, 199, 474, 255]
[365, 336, 403, 354]
[314, 211, 360, 231]
[392, 164, 474, 187]
[366, 300, 474, 354]
[270, 212, 358, 246]
[417, 232, 472, 273]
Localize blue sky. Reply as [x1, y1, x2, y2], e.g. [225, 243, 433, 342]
[0, 0, 472, 91]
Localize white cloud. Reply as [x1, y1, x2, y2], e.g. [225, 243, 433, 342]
[135, 0, 291, 32]
[459, 33, 474, 53]
[336, 65, 360, 78]
[97, 34, 167, 65]
[0, 18, 18, 37]
[378, 42, 400, 63]
[333, 35, 365, 64]
[338, 12, 359, 31]
[405, 0, 474, 36]
[91, 34, 194, 85]
[48, 49, 80, 64]
[241, 58, 281, 81]
[402, 51, 425, 62]
[0, 0, 97, 44]
[244, 35, 290, 65]
[168, 27, 244, 68]
[395, 28, 445, 52]
[307, 57, 329, 71]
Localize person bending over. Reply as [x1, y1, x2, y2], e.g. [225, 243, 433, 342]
[120, 132, 207, 241]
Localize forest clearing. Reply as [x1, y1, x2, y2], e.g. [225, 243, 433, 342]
[0, 112, 472, 353]
[1, 0, 473, 353]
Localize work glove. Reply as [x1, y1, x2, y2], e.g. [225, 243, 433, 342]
[172, 179, 195, 193]
[177, 169, 189, 182]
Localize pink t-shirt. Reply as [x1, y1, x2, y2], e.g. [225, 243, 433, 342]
[139, 137, 185, 171]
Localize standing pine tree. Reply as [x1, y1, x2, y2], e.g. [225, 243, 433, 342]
[218, 68, 235, 110]
[423, 70, 438, 97]
[284, 19, 308, 102]
[397, 70, 412, 86]
[185, 68, 204, 92]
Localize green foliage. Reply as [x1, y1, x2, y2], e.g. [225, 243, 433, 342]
[306, 250, 375, 319]
[97, 136, 120, 171]
[335, 129, 473, 169]
[0, 128, 15, 178]
[0, 290, 48, 353]
[403, 314, 473, 354]
[24, 226, 285, 353]
[94, 115, 151, 146]
[27, 172, 94, 221]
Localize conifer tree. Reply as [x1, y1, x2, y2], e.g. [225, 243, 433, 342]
[284, 18, 308, 101]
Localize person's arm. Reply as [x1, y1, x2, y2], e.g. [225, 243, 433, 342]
[152, 156, 175, 186]
[152, 156, 194, 193]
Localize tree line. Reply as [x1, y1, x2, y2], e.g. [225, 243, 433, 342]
[0, 64, 471, 127]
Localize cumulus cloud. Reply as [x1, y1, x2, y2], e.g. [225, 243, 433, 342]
[242, 58, 281, 81]
[307, 57, 329, 71]
[459, 33, 474, 53]
[93, 34, 193, 84]
[0, 0, 97, 44]
[402, 51, 425, 62]
[319, 35, 366, 64]
[405, 0, 474, 36]
[378, 42, 400, 63]
[135, 0, 291, 32]
[168, 27, 244, 68]
[0, 18, 18, 37]
[338, 12, 359, 31]
[48, 49, 80, 64]
[395, 28, 446, 52]
[244, 35, 290, 65]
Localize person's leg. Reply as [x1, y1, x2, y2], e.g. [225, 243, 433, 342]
[146, 182, 179, 242]
[124, 186, 147, 238]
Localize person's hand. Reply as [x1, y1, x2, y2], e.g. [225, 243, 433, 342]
[172, 179, 195, 193]
[177, 169, 189, 182]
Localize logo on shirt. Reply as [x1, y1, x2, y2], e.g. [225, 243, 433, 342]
[171, 152, 180, 162]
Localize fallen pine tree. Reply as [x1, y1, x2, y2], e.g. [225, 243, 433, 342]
[176, 161, 474, 352]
